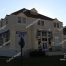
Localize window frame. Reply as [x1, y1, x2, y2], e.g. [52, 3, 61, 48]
[41, 20, 44, 26]
[37, 20, 40, 25]
[22, 17, 26, 23]
[18, 17, 21, 23]
[37, 31, 41, 36]
[54, 22, 59, 28]
[37, 20, 44, 26]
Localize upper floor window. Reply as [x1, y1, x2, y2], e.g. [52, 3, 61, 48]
[18, 17, 21, 23]
[57, 23, 59, 28]
[6, 19, 8, 24]
[41, 20, 44, 26]
[54, 22, 59, 28]
[37, 20, 44, 26]
[18, 17, 26, 24]
[4, 30, 10, 42]
[22, 17, 26, 23]
[54, 23, 56, 27]
[37, 20, 40, 25]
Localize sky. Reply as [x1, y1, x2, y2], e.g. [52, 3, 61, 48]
[0, 0, 66, 26]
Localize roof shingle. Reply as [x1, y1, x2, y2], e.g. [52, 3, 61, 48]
[11, 8, 54, 20]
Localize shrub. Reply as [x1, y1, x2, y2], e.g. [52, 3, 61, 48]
[30, 50, 45, 57]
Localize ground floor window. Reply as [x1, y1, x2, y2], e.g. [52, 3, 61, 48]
[0, 30, 10, 46]
[38, 39, 42, 50]
[0, 38, 3, 45]
[43, 43, 47, 49]
[42, 38, 47, 41]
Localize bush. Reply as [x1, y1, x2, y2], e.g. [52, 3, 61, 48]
[30, 50, 45, 57]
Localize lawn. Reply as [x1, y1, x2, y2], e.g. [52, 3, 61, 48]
[0, 55, 66, 66]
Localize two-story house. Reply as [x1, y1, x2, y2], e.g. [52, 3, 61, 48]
[0, 8, 63, 56]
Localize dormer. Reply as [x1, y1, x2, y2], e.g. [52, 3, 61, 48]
[30, 8, 38, 15]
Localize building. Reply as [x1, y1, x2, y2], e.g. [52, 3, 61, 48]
[0, 8, 64, 56]
[63, 27, 66, 52]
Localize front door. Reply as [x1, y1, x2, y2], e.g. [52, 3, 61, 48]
[16, 31, 27, 49]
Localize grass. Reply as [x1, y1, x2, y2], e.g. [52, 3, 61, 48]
[0, 55, 66, 66]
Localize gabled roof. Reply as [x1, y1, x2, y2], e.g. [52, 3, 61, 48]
[11, 8, 54, 20]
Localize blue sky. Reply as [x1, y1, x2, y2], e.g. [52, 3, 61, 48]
[0, 0, 66, 26]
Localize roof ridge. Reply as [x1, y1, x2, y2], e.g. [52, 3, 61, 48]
[11, 8, 54, 20]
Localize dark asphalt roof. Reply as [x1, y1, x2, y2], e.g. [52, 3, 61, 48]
[11, 8, 54, 20]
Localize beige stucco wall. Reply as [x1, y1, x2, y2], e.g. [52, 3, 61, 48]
[5, 15, 35, 55]
[0, 12, 64, 56]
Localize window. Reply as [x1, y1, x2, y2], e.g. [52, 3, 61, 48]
[37, 31, 41, 36]
[38, 39, 41, 49]
[22, 17, 26, 23]
[6, 19, 8, 24]
[4, 30, 10, 42]
[41, 20, 44, 26]
[48, 38, 51, 44]
[16, 31, 27, 37]
[42, 38, 47, 41]
[54, 22, 59, 28]
[42, 31, 47, 36]
[18, 17, 21, 23]
[54, 23, 56, 27]
[37, 20, 40, 25]
[48, 32, 52, 37]
[37, 20, 44, 26]
[57, 23, 59, 28]
[38, 39, 41, 44]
